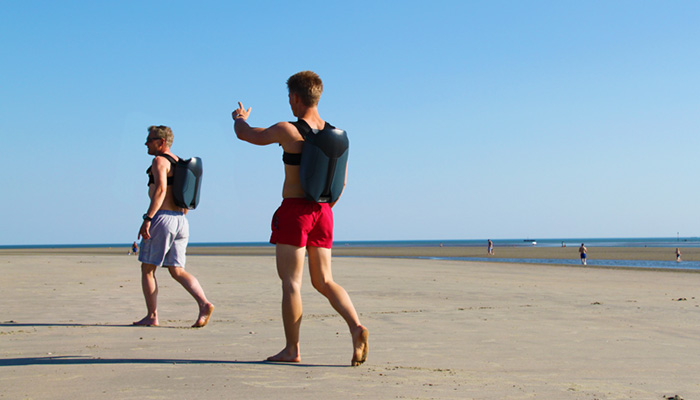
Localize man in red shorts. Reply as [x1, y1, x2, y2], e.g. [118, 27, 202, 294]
[231, 71, 368, 366]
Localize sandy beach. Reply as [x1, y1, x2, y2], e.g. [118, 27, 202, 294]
[1, 250, 699, 399]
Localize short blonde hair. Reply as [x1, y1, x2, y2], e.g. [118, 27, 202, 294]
[287, 71, 323, 107]
[148, 125, 174, 147]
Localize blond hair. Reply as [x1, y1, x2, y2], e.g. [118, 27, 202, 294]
[287, 71, 323, 107]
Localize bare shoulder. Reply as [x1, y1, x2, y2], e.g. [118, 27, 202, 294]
[271, 121, 303, 144]
[151, 155, 172, 171]
[273, 121, 302, 137]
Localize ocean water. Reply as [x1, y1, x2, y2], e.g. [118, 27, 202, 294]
[330, 237, 700, 271]
[419, 256, 700, 271]
[2, 237, 699, 271]
[331, 237, 700, 271]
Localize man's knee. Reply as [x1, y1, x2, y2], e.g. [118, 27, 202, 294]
[141, 263, 157, 274]
[311, 277, 332, 295]
[281, 278, 302, 295]
[167, 266, 186, 279]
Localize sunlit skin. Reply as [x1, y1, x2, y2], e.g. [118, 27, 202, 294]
[133, 131, 214, 328]
[232, 82, 368, 365]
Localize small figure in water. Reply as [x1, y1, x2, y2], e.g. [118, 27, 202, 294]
[579, 243, 587, 265]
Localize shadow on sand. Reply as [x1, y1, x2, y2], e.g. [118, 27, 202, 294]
[1, 322, 349, 368]
[0, 356, 345, 368]
[2, 322, 188, 329]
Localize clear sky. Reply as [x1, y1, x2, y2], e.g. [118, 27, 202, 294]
[2, 1, 699, 245]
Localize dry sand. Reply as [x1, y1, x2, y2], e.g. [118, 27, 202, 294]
[1, 251, 699, 399]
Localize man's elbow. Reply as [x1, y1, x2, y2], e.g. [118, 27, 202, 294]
[234, 129, 248, 142]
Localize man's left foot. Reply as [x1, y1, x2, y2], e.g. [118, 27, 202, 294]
[192, 303, 214, 328]
[351, 325, 369, 366]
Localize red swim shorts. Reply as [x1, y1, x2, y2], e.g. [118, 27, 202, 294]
[270, 198, 334, 248]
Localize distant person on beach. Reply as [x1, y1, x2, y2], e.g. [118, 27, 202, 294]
[676, 248, 682, 262]
[579, 243, 587, 265]
[133, 125, 214, 328]
[487, 239, 494, 255]
[129, 241, 138, 255]
[231, 71, 369, 366]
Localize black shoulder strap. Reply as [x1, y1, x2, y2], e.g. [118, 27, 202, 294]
[290, 119, 336, 139]
[290, 119, 312, 139]
[158, 154, 177, 164]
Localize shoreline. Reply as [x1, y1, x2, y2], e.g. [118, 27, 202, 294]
[3, 245, 699, 273]
[1, 245, 698, 262]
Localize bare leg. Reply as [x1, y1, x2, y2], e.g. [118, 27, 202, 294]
[266, 244, 305, 362]
[168, 266, 214, 328]
[134, 263, 159, 326]
[308, 246, 369, 366]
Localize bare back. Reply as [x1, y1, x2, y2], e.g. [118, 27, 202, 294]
[280, 117, 325, 199]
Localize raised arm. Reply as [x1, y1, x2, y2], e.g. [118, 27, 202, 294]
[232, 101, 297, 146]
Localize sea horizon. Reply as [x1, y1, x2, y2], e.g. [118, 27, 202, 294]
[2, 236, 699, 250]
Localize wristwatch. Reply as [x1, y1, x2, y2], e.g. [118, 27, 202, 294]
[142, 214, 153, 222]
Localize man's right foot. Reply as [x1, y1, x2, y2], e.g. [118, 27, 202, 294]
[132, 316, 158, 326]
[265, 348, 301, 363]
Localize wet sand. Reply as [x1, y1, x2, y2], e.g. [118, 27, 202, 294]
[1, 252, 699, 399]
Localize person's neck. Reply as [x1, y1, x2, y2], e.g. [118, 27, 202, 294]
[156, 147, 173, 157]
[297, 107, 324, 128]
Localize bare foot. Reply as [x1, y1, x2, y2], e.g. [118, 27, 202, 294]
[351, 325, 369, 366]
[133, 316, 158, 327]
[265, 348, 301, 363]
[191, 303, 214, 328]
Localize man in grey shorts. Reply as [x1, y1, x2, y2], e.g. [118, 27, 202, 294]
[133, 125, 214, 328]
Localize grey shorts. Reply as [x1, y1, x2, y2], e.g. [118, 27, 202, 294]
[138, 210, 189, 268]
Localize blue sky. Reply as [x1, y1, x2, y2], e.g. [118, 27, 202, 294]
[2, 1, 699, 245]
